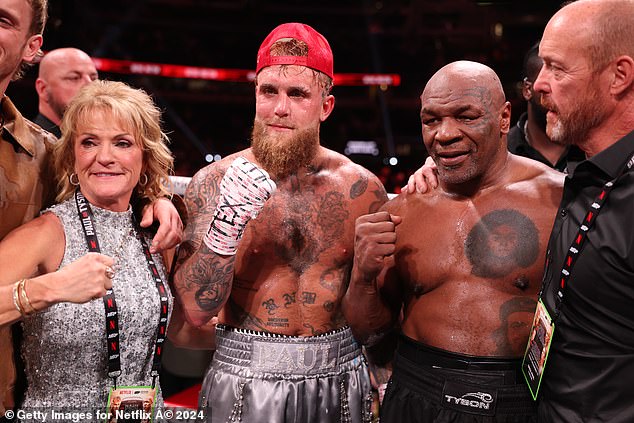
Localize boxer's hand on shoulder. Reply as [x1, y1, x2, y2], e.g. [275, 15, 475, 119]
[403, 156, 438, 194]
[204, 157, 277, 255]
[141, 197, 184, 253]
[354, 211, 402, 281]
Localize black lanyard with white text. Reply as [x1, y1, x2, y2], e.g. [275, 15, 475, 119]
[74, 189, 168, 388]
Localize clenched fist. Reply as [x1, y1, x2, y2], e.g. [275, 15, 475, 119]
[51, 252, 115, 303]
[353, 211, 402, 282]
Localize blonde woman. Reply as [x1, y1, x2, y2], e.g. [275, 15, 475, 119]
[0, 80, 175, 419]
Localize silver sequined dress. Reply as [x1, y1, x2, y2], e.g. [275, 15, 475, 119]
[20, 197, 173, 420]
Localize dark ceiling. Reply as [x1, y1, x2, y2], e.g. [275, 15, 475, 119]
[8, 0, 564, 176]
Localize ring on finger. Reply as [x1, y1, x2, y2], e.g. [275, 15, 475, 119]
[105, 266, 116, 279]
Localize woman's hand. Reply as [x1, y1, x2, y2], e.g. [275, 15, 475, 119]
[48, 252, 115, 304]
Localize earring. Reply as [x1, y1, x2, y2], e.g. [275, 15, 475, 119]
[138, 173, 148, 186]
[69, 173, 80, 186]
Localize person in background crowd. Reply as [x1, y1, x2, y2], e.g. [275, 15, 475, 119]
[33, 47, 98, 138]
[172, 22, 386, 422]
[507, 41, 584, 172]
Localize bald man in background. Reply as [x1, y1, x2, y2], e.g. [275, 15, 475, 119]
[33, 47, 97, 137]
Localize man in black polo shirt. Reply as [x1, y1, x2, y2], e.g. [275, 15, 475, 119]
[532, 0, 634, 421]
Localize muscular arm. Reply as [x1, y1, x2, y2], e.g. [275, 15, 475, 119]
[171, 167, 236, 327]
[343, 210, 403, 345]
[167, 302, 217, 350]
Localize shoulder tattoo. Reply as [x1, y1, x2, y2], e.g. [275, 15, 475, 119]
[350, 175, 369, 199]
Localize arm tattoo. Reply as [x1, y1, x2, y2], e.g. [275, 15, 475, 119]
[227, 297, 268, 331]
[465, 209, 539, 278]
[185, 167, 221, 214]
[369, 181, 389, 213]
[350, 175, 368, 199]
[175, 169, 220, 273]
[185, 168, 222, 246]
[175, 166, 235, 313]
[174, 242, 196, 284]
[192, 252, 236, 312]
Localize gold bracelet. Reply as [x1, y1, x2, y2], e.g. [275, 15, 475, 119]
[12, 281, 25, 316]
[18, 279, 37, 316]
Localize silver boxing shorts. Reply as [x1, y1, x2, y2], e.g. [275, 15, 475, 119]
[199, 324, 373, 423]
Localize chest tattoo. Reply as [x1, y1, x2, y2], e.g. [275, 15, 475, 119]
[465, 209, 539, 278]
[269, 190, 349, 274]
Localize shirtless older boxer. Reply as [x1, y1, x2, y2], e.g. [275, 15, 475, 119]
[172, 23, 386, 423]
[343, 61, 563, 423]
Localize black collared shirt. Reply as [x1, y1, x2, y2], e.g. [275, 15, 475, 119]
[33, 112, 61, 138]
[508, 113, 585, 173]
[538, 130, 634, 422]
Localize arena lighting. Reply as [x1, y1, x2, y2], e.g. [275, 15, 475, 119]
[344, 140, 380, 156]
[91, 57, 401, 86]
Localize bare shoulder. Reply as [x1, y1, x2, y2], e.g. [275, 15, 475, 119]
[320, 148, 388, 213]
[380, 181, 443, 216]
[0, 212, 64, 280]
[509, 155, 565, 191]
[185, 150, 251, 213]
[1, 212, 63, 245]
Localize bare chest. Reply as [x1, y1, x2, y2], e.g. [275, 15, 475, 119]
[237, 186, 354, 275]
[395, 195, 556, 296]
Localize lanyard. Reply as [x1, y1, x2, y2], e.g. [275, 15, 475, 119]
[544, 153, 634, 320]
[74, 189, 168, 388]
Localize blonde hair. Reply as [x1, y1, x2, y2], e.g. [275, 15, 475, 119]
[53, 80, 174, 205]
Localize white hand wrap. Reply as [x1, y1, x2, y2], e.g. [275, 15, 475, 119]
[204, 157, 276, 255]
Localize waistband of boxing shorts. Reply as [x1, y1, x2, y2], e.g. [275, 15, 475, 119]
[398, 333, 524, 372]
[213, 324, 364, 376]
[391, 334, 535, 415]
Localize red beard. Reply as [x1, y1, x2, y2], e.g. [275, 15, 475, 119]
[251, 120, 319, 179]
